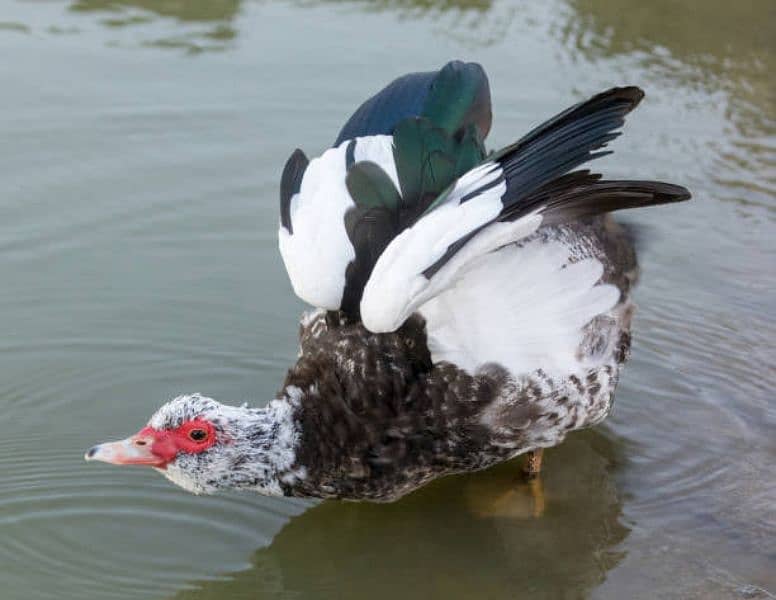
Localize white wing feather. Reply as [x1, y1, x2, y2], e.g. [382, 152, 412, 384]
[360, 162, 545, 333]
[278, 136, 398, 309]
[419, 238, 620, 377]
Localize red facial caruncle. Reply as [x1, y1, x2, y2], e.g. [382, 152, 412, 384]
[85, 418, 217, 469]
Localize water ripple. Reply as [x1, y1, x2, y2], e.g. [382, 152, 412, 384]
[0, 436, 308, 600]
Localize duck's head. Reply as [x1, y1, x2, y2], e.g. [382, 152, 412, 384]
[85, 393, 301, 496]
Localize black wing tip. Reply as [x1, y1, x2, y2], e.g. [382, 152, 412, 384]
[541, 179, 691, 225]
[617, 180, 692, 204]
[654, 182, 692, 203]
[280, 148, 309, 234]
[594, 86, 645, 113]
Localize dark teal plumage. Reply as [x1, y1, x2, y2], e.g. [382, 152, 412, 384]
[348, 117, 486, 216]
[392, 118, 455, 205]
[419, 60, 492, 140]
[345, 161, 402, 211]
[334, 60, 491, 147]
[334, 72, 435, 147]
[343, 60, 491, 215]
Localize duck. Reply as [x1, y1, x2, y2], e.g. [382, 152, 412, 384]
[86, 61, 690, 502]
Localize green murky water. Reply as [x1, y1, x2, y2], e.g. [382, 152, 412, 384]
[0, 1, 774, 598]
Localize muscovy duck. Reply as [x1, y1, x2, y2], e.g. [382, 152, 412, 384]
[86, 61, 690, 501]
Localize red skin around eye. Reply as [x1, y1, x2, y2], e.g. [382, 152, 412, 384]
[138, 418, 217, 468]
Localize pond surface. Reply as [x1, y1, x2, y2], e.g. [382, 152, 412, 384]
[0, 1, 774, 598]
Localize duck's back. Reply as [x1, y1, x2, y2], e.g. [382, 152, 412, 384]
[282, 217, 635, 501]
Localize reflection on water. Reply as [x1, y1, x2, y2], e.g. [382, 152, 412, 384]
[70, 0, 241, 21]
[566, 0, 774, 104]
[330, 0, 493, 13]
[68, 0, 240, 52]
[563, 0, 775, 217]
[175, 434, 628, 600]
[56, 0, 510, 52]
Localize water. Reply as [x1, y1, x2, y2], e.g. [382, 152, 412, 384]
[0, 1, 774, 598]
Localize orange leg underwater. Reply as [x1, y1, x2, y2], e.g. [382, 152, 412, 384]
[522, 448, 544, 480]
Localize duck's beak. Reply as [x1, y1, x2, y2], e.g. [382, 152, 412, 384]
[85, 431, 166, 467]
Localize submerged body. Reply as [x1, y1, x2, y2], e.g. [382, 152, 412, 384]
[86, 61, 689, 501]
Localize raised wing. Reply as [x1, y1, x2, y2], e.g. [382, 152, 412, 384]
[360, 87, 691, 333]
[279, 61, 492, 314]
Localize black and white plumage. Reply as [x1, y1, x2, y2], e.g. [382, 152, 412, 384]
[87, 61, 690, 502]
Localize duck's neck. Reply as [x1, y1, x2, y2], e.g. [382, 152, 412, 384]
[236, 388, 308, 496]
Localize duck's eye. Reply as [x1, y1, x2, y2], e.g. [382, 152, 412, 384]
[189, 428, 208, 442]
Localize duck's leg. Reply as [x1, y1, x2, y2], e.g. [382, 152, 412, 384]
[522, 448, 544, 480]
[521, 449, 545, 517]
[527, 478, 545, 517]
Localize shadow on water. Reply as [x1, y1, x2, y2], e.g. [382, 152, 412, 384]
[173, 432, 629, 600]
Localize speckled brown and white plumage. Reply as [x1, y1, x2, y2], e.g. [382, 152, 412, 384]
[267, 216, 635, 501]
